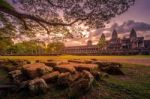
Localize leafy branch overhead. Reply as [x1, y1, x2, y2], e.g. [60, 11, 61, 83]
[0, 0, 135, 35]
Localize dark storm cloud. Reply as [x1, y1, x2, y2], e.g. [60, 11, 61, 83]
[93, 20, 150, 37]
[89, 20, 150, 41]
[111, 20, 150, 33]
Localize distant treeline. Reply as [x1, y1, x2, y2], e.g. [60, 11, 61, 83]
[0, 36, 64, 55]
[1, 49, 150, 56]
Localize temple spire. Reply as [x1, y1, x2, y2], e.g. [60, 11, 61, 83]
[130, 28, 137, 40]
[112, 29, 118, 40]
[87, 40, 92, 46]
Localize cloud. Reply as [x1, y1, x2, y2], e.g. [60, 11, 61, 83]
[90, 20, 150, 39]
[110, 20, 150, 33]
[65, 20, 150, 46]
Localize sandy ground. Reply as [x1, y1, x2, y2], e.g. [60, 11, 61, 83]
[99, 58, 150, 66]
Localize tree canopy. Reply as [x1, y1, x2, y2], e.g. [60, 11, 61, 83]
[0, 0, 135, 38]
[98, 33, 106, 48]
[6, 40, 45, 55]
[46, 42, 64, 54]
[0, 34, 13, 54]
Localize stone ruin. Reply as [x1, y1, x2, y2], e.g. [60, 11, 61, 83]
[0, 59, 124, 96]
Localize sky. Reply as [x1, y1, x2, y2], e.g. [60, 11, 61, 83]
[112, 0, 150, 24]
[65, 0, 150, 46]
[6, 0, 150, 46]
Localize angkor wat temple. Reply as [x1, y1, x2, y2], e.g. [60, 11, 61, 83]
[62, 28, 150, 55]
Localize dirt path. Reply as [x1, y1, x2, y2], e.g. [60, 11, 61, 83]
[99, 58, 150, 66]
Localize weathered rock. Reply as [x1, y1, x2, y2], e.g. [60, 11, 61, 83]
[102, 72, 109, 78]
[8, 70, 23, 83]
[35, 60, 40, 63]
[0, 59, 30, 72]
[0, 60, 19, 72]
[41, 71, 60, 83]
[94, 62, 124, 75]
[84, 60, 93, 64]
[57, 72, 72, 88]
[45, 60, 68, 68]
[28, 78, 48, 95]
[68, 59, 84, 63]
[74, 64, 98, 71]
[19, 81, 29, 90]
[95, 62, 122, 68]
[22, 63, 53, 79]
[69, 71, 81, 82]
[9, 69, 20, 75]
[0, 84, 17, 90]
[91, 58, 97, 61]
[25, 60, 31, 64]
[3, 66, 17, 72]
[0, 60, 5, 65]
[44, 62, 57, 67]
[37, 67, 53, 76]
[91, 71, 102, 81]
[82, 70, 94, 84]
[7, 59, 28, 66]
[58, 61, 69, 65]
[70, 70, 94, 96]
[17, 66, 23, 70]
[102, 66, 124, 75]
[71, 70, 94, 89]
[54, 64, 76, 73]
[47, 59, 54, 62]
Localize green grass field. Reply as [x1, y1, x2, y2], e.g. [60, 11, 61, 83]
[0, 55, 150, 60]
[0, 55, 150, 66]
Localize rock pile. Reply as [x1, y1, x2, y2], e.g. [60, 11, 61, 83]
[0, 59, 124, 96]
[22, 63, 53, 79]
[95, 61, 124, 75]
[28, 78, 48, 95]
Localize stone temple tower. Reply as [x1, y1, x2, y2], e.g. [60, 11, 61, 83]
[87, 40, 92, 46]
[130, 28, 137, 41]
[130, 28, 138, 49]
[112, 29, 118, 41]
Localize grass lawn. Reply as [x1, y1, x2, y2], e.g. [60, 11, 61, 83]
[102, 63, 150, 99]
[0, 55, 150, 60]
[0, 55, 150, 66]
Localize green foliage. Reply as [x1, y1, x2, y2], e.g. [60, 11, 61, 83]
[7, 40, 45, 54]
[0, 0, 13, 10]
[46, 42, 64, 53]
[98, 33, 106, 48]
[0, 35, 13, 54]
[0, 0, 135, 38]
[0, 25, 16, 37]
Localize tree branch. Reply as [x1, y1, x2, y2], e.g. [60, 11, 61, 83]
[19, 18, 30, 30]
[0, 3, 95, 28]
[0, 6, 75, 26]
[47, 0, 67, 8]
[36, 22, 50, 34]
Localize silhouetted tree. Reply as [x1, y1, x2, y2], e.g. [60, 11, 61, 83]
[98, 33, 106, 48]
[0, 35, 13, 54]
[0, 0, 135, 35]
